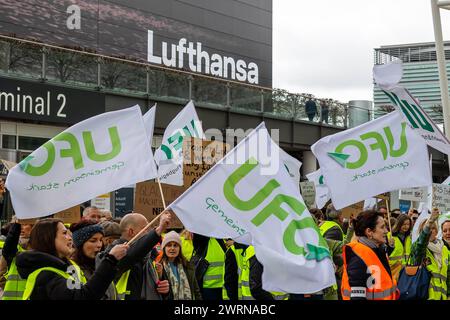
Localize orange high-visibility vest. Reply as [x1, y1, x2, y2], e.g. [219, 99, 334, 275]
[341, 241, 399, 300]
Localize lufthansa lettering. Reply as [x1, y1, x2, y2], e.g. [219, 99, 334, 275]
[147, 30, 259, 84]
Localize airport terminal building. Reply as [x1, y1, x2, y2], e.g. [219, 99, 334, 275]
[0, 0, 353, 217]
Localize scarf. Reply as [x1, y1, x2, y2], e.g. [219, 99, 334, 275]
[163, 261, 192, 300]
[359, 236, 380, 249]
[427, 239, 444, 270]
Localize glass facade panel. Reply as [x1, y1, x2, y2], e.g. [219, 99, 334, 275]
[1, 135, 16, 149]
[47, 48, 97, 88]
[192, 76, 227, 107]
[230, 85, 261, 112]
[101, 58, 146, 95]
[147, 69, 189, 102]
[18, 136, 48, 151]
[0, 40, 42, 79]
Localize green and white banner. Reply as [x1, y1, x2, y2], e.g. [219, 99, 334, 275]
[6, 106, 157, 219]
[154, 101, 204, 186]
[168, 122, 335, 294]
[374, 61, 450, 156]
[306, 169, 330, 209]
[311, 111, 432, 209]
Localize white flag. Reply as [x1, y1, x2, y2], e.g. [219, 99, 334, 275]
[311, 111, 432, 210]
[374, 61, 450, 155]
[6, 106, 157, 219]
[442, 177, 450, 185]
[168, 122, 335, 294]
[143, 104, 156, 145]
[306, 169, 330, 209]
[279, 147, 302, 191]
[412, 206, 430, 243]
[154, 101, 204, 185]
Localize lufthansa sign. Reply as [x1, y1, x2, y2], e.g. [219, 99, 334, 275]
[0, 77, 105, 124]
[147, 30, 259, 84]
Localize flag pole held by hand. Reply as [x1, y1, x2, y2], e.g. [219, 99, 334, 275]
[127, 176, 170, 246]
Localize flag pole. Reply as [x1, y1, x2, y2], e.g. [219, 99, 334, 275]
[157, 176, 167, 209]
[385, 198, 392, 232]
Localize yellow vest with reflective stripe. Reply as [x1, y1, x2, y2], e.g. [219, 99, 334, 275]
[388, 233, 411, 269]
[22, 261, 87, 300]
[241, 246, 255, 300]
[203, 238, 225, 289]
[2, 258, 26, 300]
[2, 246, 27, 300]
[115, 270, 131, 300]
[240, 246, 288, 300]
[426, 246, 448, 300]
[222, 245, 244, 300]
[319, 221, 344, 239]
[181, 236, 194, 262]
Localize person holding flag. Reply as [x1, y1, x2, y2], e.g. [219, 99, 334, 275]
[167, 122, 336, 295]
[409, 208, 450, 300]
[16, 218, 129, 300]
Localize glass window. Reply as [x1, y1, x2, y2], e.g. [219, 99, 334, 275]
[101, 58, 146, 94]
[18, 136, 48, 151]
[192, 76, 227, 107]
[2, 135, 16, 149]
[230, 85, 262, 112]
[6, 41, 42, 79]
[47, 48, 97, 88]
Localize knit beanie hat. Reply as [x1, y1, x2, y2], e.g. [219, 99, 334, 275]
[99, 221, 120, 238]
[161, 231, 182, 249]
[72, 224, 104, 248]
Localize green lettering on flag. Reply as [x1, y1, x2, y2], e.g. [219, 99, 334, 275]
[327, 152, 350, 168]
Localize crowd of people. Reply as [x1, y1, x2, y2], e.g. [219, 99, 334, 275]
[0, 203, 449, 300]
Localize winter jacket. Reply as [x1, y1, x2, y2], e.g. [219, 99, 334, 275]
[343, 238, 393, 300]
[101, 229, 163, 300]
[16, 250, 118, 300]
[249, 256, 275, 300]
[164, 261, 202, 300]
[305, 100, 317, 115]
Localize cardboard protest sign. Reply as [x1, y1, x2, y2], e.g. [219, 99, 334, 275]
[134, 181, 185, 228]
[432, 184, 450, 213]
[399, 187, 428, 202]
[300, 181, 316, 209]
[341, 201, 364, 219]
[19, 205, 81, 225]
[183, 137, 229, 188]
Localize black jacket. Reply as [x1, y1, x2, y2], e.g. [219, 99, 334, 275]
[16, 250, 118, 300]
[101, 229, 162, 300]
[344, 243, 392, 300]
[323, 226, 343, 242]
[223, 243, 247, 300]
[249, 255, 275, 300]
[2, 223, 21, 267]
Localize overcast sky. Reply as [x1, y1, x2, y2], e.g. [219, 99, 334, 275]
[273, 0, 450, 103]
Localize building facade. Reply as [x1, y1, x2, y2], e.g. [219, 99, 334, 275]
[373, 42, 450, 183]
[0, 1, 351, 219]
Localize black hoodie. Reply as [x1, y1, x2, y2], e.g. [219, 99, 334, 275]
[16, 250, 118, 300]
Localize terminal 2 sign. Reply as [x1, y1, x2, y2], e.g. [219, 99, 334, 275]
[0, 77, 105, 125]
